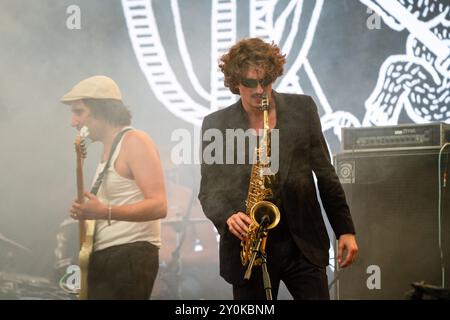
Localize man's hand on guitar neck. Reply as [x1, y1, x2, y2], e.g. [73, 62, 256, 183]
[70, 192, 108, 220]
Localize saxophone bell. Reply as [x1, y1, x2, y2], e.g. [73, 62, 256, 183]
[249, 200, 280, 230]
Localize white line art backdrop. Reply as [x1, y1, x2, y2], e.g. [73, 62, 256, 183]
[122, 0, 362, 139]
[362, 0, 450, 125]
[122, 0, 450, 142]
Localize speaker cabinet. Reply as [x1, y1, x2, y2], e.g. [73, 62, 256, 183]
[334, 149, 450, 299]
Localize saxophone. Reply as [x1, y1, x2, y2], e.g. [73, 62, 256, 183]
[240, 93, 281, 267]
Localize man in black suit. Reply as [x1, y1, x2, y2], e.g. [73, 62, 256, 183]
[198, 38, 358, 299]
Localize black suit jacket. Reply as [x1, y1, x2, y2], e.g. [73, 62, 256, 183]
[198, 91, 355, 285]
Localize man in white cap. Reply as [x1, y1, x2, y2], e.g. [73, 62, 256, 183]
[61, 75, 167, 299]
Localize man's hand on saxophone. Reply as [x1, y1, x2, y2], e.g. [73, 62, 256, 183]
[227, 212, 252, 241]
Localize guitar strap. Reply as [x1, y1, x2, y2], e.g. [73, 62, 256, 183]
[90, 127, 132, 195]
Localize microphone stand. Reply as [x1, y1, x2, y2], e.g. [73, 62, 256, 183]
[243, 218, 274, 300]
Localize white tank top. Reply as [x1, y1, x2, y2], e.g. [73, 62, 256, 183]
[92, 127, 161, 251]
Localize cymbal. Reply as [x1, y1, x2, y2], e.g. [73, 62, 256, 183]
[0, 271, 50, 284]
[0, 232, 31, 253]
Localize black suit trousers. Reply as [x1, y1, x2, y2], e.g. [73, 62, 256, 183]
[232, 235, 330, 300]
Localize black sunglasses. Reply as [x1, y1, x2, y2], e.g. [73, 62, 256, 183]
[240, 77, 272, 88]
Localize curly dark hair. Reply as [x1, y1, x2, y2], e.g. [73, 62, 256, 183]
[219, 38, 286, 94]
[83, 98, 132, 126]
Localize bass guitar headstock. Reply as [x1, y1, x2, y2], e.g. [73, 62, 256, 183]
[74, 126, 90, 160]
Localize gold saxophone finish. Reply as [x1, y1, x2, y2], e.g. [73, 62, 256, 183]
[240, 93, 281, 266]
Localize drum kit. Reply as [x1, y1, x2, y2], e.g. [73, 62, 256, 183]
[155, 209, 234, 300]
[151, 166, 233, 299]
[0, 231, 75, 300]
